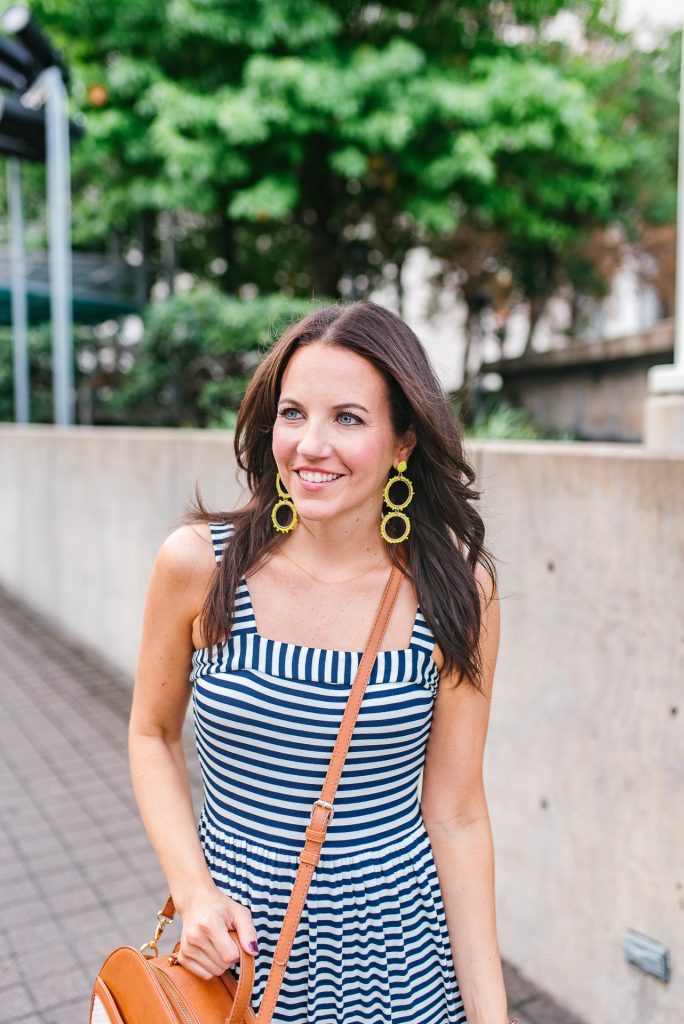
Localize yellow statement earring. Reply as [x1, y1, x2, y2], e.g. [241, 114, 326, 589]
[271, 472, 299, 534]
[380, 460, 413, 544]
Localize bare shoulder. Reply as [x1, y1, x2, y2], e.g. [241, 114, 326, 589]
[131, 523, 217, 738]
[474, 559, 498, 612]
[159, 521, 214, 570]
[150, 522, 217, 607]
[143, 522, 217, 649]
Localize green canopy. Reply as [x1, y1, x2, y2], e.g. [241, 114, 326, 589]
[0, 286, 141, 325]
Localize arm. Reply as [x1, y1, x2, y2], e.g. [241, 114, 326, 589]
[128, 523, 258, 977]
[420, 564, 510, 1024]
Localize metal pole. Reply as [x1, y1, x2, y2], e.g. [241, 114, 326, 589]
[7, 156, 29, 422]
[44, 65, 74, 425]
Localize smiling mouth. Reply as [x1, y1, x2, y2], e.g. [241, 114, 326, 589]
[296, 470, 343, 483]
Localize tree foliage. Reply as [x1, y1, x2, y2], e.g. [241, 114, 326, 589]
[0, 290, 324, 426]
[18, 0, 678, 309]
[105, 288, 325, 426]
[1, 0, 680, 427]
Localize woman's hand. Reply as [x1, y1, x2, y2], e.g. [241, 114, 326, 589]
[174, 885, 259, 980]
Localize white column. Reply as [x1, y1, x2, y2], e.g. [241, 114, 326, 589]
[44, 65, 74, 426]
[7, 157, 29, 423]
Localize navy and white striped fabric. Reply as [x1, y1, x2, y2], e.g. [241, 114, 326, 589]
[190, 522, 467, 1023]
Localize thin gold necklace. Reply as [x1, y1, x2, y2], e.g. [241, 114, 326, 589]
[279, 546, 387, 584]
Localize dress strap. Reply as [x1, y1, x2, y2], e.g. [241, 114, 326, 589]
[208, 521, 234, 567]
[410, 607, 437, 655]
[209, 522, 258, 635]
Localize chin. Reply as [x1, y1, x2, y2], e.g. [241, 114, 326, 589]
[294, 505, 338, 522]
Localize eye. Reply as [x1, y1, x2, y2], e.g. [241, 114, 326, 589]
[337, 410, 363, 425]
[277, 406, 302, 420]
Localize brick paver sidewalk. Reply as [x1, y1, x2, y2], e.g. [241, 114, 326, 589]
[0, 584, 585, 1024]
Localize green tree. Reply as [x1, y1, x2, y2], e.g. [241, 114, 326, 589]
[0, 290, 324, 426]
[2, 0, 678, 429]
[19, 0, 658, 308]
[105, 288, 324, 426]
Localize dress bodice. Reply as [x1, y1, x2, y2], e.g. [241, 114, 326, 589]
[189, 522, 441, 853]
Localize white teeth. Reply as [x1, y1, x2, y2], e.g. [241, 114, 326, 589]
[298, 471, 341, 483]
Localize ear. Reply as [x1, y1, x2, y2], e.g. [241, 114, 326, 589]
[395, 425, 417, 466]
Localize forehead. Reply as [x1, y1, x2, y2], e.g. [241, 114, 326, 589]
[280, 343, 387, 401]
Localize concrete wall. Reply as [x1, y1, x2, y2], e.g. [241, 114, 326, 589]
[0, 424, 682, 1024]
[469, 440, 683, 1024]
[0, 425, 247, 675]
[482, 320, 675, 442]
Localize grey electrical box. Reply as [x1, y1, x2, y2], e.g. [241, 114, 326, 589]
[623, 929, 670, 982]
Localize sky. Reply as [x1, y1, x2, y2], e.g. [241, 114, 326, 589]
[619, 0, 683, 30]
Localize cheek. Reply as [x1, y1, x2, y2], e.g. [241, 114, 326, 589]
[342, 435, 391, 476]
[272, 422, 392, 477]
[272, 423, 295, 464]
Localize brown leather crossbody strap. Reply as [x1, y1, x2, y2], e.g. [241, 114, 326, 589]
[255, 563, 405, 1023]
[158, 564, 405, 1024]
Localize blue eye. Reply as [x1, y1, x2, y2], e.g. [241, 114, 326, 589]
[338, 410, 362, 425]
[277, 406, 363, 425]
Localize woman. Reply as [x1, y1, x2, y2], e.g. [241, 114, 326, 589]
[129, 299, 517, 1024]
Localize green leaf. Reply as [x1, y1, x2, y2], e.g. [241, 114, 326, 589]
[228, 177, 299, 221]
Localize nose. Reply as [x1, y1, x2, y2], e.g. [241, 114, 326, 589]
[295, 417, 334, 461]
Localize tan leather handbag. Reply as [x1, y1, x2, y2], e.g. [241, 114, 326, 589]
[90, 566, 405, 1024]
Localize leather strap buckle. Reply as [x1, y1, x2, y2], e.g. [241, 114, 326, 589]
[311, 798, 334, 824]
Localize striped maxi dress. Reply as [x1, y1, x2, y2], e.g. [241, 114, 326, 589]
[190, 522, 468, 1024]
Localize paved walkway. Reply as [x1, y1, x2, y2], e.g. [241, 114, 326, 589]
[0, 585, 585, 1024]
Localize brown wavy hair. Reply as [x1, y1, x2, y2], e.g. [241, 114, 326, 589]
[181, 299, 497, 691]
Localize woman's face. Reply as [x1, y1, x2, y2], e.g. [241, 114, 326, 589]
[272, 342, 414, 527]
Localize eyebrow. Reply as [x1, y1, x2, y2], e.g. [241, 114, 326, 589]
[278, 397, 370, 413]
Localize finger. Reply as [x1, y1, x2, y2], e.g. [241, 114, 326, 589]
[180, 934, 234, 977]
[208, 923, 243, 966]
[225, 905, 259, 957]
[174, 948, 216, 981]
[189, 911, 241, 969]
